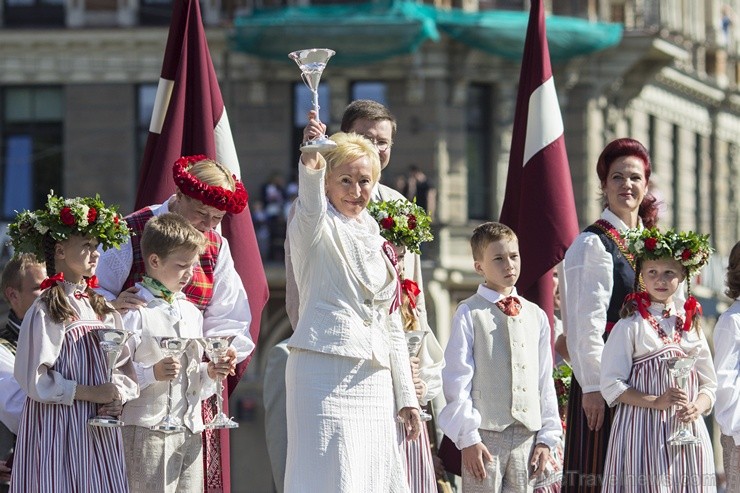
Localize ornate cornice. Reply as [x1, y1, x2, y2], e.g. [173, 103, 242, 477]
[0, 27, 228, 84]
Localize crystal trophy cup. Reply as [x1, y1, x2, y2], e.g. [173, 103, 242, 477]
[288, 48, 337, 153]
[150, 336, 192, 433]
[405, 330, 432, 422]
[666, 355, 701, 445]
[201, 335, 238, 429]
[89, 328, 131, 427]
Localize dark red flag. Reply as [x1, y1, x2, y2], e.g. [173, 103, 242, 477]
[136, 0, 268, 491]
[498, 0, 579, 328]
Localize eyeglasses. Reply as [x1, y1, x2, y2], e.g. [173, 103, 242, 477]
[363, 136, 393, 152]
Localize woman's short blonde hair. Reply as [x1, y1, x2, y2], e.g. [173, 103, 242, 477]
[188, 159, 236, 191]
[322, 132, 381, 183]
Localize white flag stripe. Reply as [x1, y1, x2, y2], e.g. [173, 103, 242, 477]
[149, 77, 175, 134]
[215, 109, 241, 179]
[522, 76, 564, 166]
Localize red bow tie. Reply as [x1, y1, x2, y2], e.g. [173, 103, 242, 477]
[496, 296, 521, 317]
[40, 273, 65, 290]
[85, 276, 100, 289]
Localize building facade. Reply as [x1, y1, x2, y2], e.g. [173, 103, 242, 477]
[1, 0, 739, 490]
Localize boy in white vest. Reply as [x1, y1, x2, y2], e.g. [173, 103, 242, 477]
[120, 213, 234, 493]
[438, 222, 561, 492]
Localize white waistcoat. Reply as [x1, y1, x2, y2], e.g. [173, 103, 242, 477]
[121, 301, 210, 433]
[463, 293, 543, 432]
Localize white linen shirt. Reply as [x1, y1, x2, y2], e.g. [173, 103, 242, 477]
[438, 284, 561, 450]
[601, 302, 717, 409]
[561, 208, 638, 393]
[94, 197, 254, 363]
[713, 298, 740, 445]
[0, 343, 23, 434]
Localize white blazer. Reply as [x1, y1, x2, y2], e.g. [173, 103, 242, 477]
[287, 163, 417, 412]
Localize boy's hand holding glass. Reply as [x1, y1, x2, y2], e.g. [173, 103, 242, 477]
[153, 356, 182, 381]
[97, 399, 123, 418]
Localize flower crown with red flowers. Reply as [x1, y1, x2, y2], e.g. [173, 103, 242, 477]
[624, 227, 713, 275]
[172, 155, 248, 214]
[7, 192, 130, 263]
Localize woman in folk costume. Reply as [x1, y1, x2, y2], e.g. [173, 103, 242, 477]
[94, 156, 254, 491]
[7, 193, 137, 492]
[285, 132, 421, 493]
[560, 138, 660, 491]
[601, 228, 716, 491]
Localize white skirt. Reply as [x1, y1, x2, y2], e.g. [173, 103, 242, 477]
[284, 348, 409, 493]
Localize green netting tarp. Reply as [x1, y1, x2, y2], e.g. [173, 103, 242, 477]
[432, 8, 623, 61]
[231, 2, 622, 66]
[231, 2, 440, 66]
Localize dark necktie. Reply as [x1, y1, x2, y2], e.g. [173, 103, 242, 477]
[496, 296, 521, 317]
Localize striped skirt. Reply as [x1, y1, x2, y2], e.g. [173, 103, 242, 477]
[10, 321, 128, 493]
[398, 418, 437, 493]
[602, 345, 716, 492]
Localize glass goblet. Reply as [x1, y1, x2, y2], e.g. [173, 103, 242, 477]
[200, 335, 238, 429]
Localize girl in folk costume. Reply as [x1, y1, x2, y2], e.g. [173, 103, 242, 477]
[600, 228, 717, 492]
[7, 194, 137, 492]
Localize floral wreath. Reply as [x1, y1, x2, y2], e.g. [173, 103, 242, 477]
[172, 155, 248, 214]
[623, 227, 713, 275]
[624, 227, 713, 332]
[367, 198, 433, 255]
[8, 192, 130, 262]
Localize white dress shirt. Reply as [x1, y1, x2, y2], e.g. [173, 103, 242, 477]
[94, 197, 254, 362]
[562, 208, 638, 393]
[714, 298, 740, 445]
[0, 344, 23, 434]
[438, 284, 561, 450]
[601, 302, 717, 409]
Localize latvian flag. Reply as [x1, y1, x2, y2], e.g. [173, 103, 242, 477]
[498, 0, 579, 330]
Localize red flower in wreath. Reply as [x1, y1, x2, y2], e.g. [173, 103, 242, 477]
[113, 215, 119, 224]
[60, 207, 76, 226]
[87, 207, 97, 223]
[407, 214, 417, 230]
[644, 237, 658, 251]
[681, 249, 692, 261]
[380, 217, 395, 230]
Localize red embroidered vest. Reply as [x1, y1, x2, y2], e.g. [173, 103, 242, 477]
[122, 207, 221, 311]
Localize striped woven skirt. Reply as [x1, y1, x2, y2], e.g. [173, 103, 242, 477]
[602, 345, 716, 492]
[10, 320, 128, 493]
[398, 418, 437, 493]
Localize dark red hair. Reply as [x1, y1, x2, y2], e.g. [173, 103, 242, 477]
[596, 138, 659, 228]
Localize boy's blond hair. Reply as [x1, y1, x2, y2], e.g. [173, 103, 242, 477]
[470, 222, 518, 261]
[141, 213, 206, 260]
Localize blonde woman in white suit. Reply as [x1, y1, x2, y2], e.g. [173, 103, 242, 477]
[285, 132, 421, 493]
